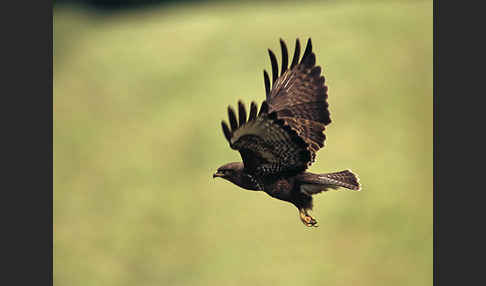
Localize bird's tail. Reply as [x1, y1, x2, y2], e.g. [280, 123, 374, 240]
[297, 169, 361, 194]
[319, 170, 361, 191]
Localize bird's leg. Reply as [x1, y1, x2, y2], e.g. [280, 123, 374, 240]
[299, 208, 318, 227]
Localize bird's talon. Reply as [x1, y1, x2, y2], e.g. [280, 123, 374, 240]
[299, 210, 318, 227]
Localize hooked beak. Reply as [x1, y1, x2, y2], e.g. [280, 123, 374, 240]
[213, 171, 224, 178]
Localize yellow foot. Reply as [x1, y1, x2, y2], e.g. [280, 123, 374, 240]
[299, 209, 318, 227]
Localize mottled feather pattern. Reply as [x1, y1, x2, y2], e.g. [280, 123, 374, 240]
[280, 117, 326, 147]
[275, 101, 330, 125]
[263, 38, 331, 165]
[280, 117, 326, 162]
[320, 170, 361, 191]
[296, 170, 361, 193]
[221, 101, 311, 176]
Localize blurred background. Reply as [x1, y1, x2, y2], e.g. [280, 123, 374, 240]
[53, 0, 432, 285]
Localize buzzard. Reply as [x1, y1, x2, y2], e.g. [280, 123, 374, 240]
[213, 38, 361, 227]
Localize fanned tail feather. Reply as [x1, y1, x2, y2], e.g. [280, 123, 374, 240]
[297, 170, 361, 195]
[320, 170, 361, 191]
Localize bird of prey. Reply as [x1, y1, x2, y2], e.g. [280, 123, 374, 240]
[213, 38, 361, 227]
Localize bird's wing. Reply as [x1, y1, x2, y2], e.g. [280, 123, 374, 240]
[263, 38, 331, 164]
[221, 101, 311, 176]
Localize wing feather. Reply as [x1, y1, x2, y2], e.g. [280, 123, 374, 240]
[279, 39, 288, 75]
[238, 101, 247, 126]
[221, 102, 311, 176]
[262, 38, 331, 165]
[227, 106, 238, 131]
[290, 38, 301, 69]
[263, 70, 271, 99]
[221, 121, 231, 142]
[248, 101, 258, 121]
[268, 49, 279, 85]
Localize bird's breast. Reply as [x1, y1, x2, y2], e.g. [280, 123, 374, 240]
[263, 177, 294, 201]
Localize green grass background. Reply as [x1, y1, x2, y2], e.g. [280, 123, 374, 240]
[54, 1, 432, 285]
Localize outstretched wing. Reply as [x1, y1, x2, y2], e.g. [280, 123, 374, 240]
[221, 101, 311, 177]
[263, 38, 331, 163]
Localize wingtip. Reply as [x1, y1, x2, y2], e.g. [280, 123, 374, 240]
[279, 38, 289, 75]
[263, 70, 270, 98]
[290, 38, 301, 68]
[268, 49, 279, 84]
[249, 101, 258, 121]
[258, 100, 269, 115]
[302, 38, 313, 63]
[346, 168, 362, 191]
[227, 105, 238, 131]
[238, 100, 247, 126]
[221, 120, 232, 142]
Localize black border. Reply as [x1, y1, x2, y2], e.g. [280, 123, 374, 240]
[49, 0, 54, 283]
[434, 0, 485, 284]
[6, 0, 53, 284]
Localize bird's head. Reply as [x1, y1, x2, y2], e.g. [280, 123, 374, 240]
[213, 162, 244, 183]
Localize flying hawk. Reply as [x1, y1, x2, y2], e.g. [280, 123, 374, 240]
[213, 38, 361, 227]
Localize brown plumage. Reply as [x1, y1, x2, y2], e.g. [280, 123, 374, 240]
[214, 38, 361, 227]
